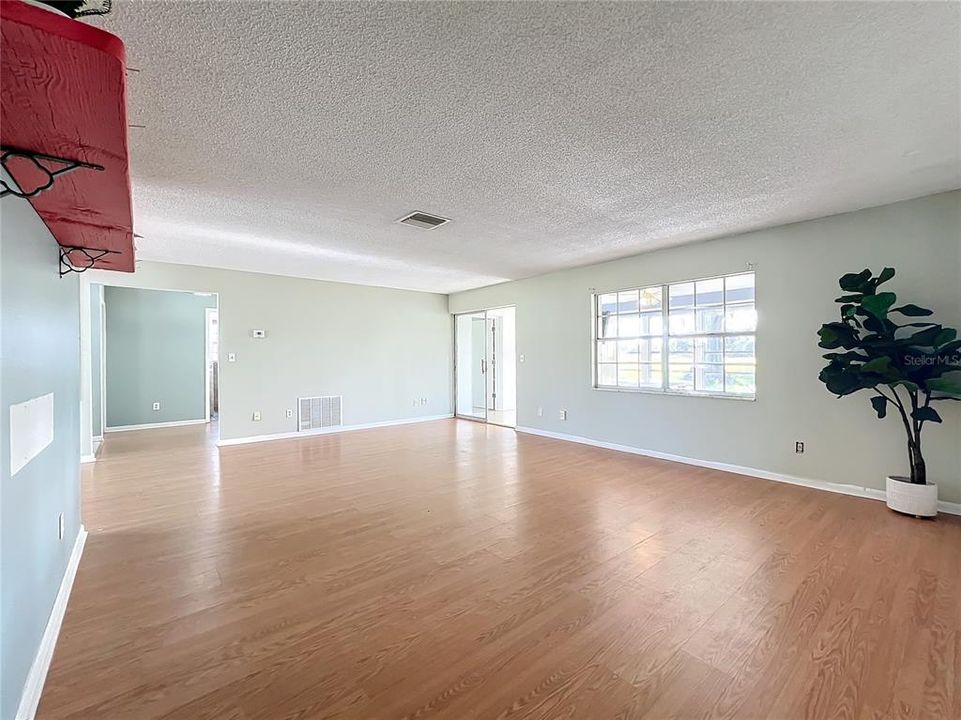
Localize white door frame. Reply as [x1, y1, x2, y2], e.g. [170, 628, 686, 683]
[97, 289, 106, 444]
[453, 305, 516, 426]
[204, 307, 217, 422]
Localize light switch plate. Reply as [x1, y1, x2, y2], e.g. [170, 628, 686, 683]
[227, 352, 236, 362]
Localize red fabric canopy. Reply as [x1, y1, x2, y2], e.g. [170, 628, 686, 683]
[1, 0, 135, 272]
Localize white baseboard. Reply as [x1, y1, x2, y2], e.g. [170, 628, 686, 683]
[81, 436, 105, 464]
[105, 418, 207, 433]
[15, 526, 87, 720]
[516, 426, 961, 517]
[938, 499, 961, 515]
[218, 413, 454, 447]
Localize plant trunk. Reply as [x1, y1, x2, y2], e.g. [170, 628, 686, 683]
[908, 440, 926, 485]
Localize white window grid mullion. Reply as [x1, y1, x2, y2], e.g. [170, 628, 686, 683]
[722, 275, 727, 394]
[661, 283, 669, 391]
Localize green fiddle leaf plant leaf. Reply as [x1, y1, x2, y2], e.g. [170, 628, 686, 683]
[928, 375, 961, 396]
[934, 328, 957, 348]
[874, 267, 896, 286]
[911, 406, 942, 424]
[892, 304, 934, 317]
[839, 269, 872, 293]
[860, 292, 897, 320]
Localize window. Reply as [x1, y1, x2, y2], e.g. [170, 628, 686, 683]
[593, 271, 756, 398]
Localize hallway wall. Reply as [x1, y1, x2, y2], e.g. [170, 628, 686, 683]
[0, 171, 83, 720]
[83, 262, 452, 443]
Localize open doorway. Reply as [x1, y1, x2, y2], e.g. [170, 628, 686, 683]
[98, 286, 219, 436]
[454, 306, 516, 427]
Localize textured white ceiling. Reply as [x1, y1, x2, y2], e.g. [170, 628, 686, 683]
[92, 1, 961, 293]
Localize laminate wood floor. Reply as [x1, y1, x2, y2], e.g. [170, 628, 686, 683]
[38, 420, 960, 720]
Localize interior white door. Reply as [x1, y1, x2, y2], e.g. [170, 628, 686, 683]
[484, 307, 516, 427]
[471, 316, 487, 413]
[455, 312, 487, 420]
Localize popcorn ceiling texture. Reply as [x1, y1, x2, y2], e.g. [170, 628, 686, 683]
[92, 1, 960, 293]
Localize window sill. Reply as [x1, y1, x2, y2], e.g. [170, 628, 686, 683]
[592, 385, 756, 402]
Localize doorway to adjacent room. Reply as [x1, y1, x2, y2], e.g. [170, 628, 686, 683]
[454, 306, 516, 427]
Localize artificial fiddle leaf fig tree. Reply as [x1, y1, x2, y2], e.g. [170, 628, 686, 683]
[817, 268, 961, 485]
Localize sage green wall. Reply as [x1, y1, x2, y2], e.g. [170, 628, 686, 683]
[1, 173, 82, 719]
[84, 263, 452, 442]
[104, 287, 215, 428]
[90, 284, 103, 437]
[450, 191, 961, 504]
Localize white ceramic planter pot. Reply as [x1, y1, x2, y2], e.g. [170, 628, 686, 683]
[886, 475, 938, 517]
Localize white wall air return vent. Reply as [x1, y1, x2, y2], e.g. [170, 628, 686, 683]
[396, 211, 450, 230]
[298, 395, 343, 431]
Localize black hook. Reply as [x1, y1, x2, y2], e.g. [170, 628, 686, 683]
[1, 146, 104, 199]
[59, 246, 120, 277]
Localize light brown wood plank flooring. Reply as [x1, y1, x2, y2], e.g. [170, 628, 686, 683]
[38, 420, 961, 719]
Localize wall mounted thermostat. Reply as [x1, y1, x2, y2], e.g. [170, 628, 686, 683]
[250, 329, 267, 339]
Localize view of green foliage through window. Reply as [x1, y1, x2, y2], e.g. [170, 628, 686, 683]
[594, 272, 756, 397]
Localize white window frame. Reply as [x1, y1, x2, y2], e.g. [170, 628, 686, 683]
[591, 271, 756, 400]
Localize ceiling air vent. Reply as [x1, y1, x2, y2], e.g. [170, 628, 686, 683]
[396, 211, 450, 230]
